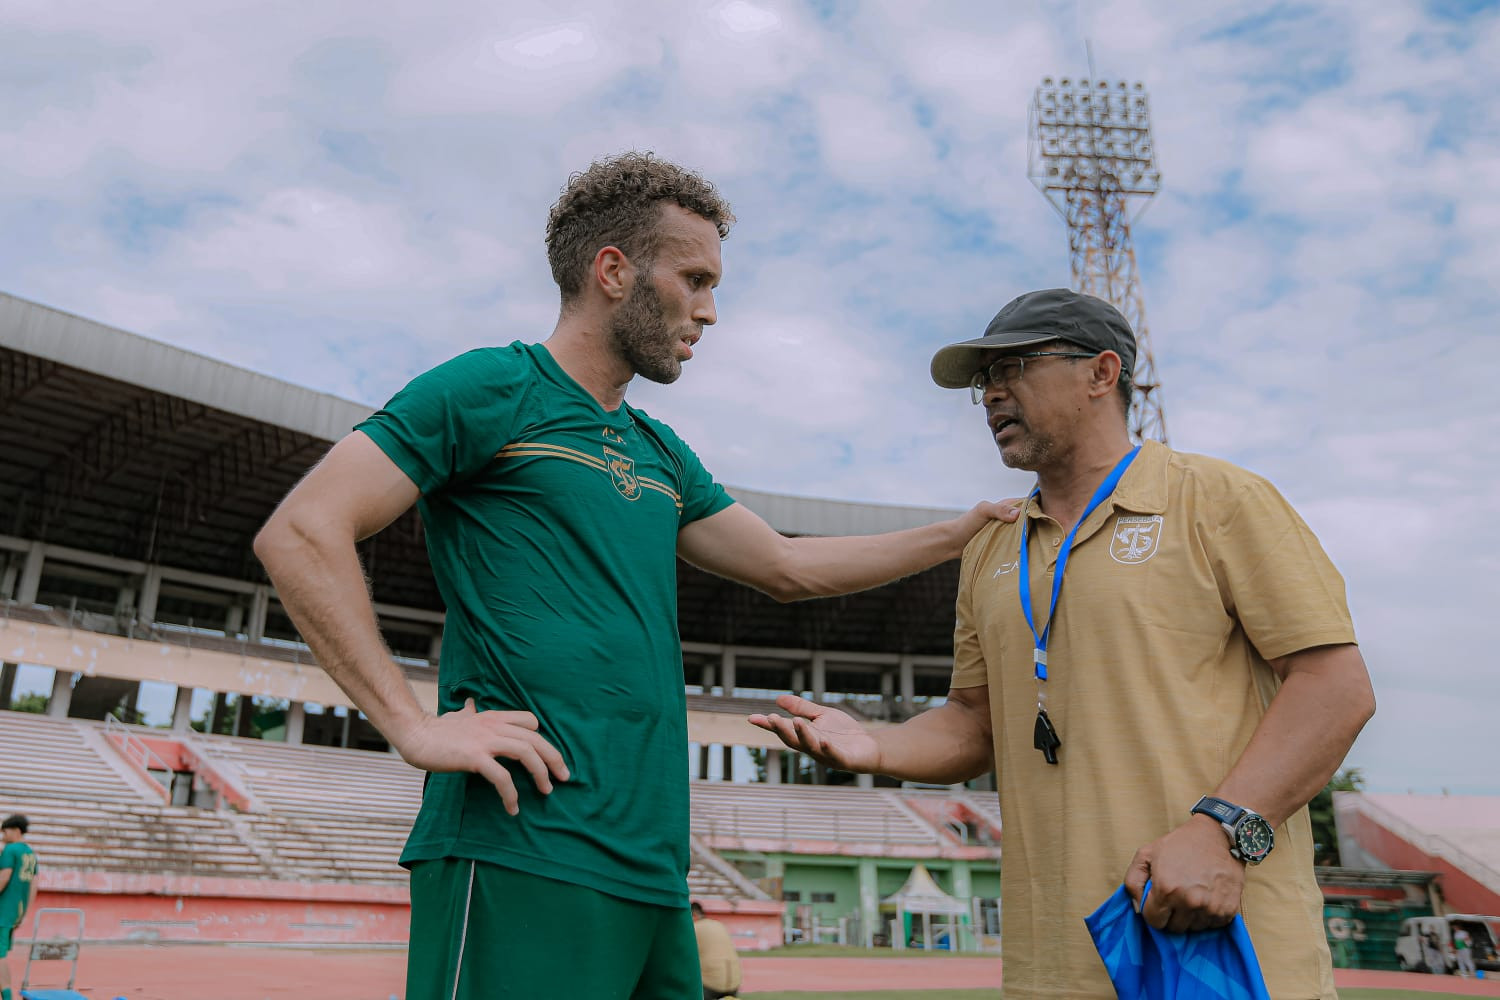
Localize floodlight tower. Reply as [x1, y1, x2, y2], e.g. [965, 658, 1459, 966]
[1028, 75, 1168, 444]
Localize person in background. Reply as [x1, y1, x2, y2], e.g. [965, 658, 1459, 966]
[0, 814, 38, 1000]
[692, 901, 741, 1000]
[1454, 925, 1476, 977]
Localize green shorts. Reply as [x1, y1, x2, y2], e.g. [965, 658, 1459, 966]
[407, 858, 701, 1000]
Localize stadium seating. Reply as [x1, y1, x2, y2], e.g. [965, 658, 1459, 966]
[2, 797, 272, 878]
[2, 709, 998, 901]
[0, 711, 158, 805]
[689, 780, 946, 849]
[186, 732, 425, 820]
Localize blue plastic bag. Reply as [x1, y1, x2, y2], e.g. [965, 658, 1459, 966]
[1084, 882, 1271, 1000]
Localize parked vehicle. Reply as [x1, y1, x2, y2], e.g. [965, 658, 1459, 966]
[1395, 914, 1500, 974]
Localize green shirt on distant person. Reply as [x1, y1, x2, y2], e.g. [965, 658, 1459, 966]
[0, 841, 35, 931]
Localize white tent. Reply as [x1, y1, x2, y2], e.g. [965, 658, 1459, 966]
[881, 864, 972, 951]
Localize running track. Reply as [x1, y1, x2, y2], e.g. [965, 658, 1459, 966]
[17, 945, 1500, 999]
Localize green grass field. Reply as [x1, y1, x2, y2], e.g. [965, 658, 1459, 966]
[744, 992, 1000, 999]
[758, 944, 999, 959]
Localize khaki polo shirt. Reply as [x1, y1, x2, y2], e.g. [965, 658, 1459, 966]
[694, 916, 741, 993]
[952, 440, 1355, 999]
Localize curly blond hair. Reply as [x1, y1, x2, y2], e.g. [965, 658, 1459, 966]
[545, 152, 734, 303]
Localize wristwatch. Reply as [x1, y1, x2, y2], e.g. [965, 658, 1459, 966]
[1190, 795, 1275, 865]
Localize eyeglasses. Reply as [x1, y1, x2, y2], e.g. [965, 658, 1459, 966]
[969, 352, 1100, 404]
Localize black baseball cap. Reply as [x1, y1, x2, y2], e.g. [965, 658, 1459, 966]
[930, 288, 1137, 389]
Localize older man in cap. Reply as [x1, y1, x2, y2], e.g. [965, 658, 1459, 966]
[751, 289, 1375, 998]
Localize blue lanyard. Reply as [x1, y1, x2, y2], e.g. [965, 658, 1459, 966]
[1019, 447, 1140, 682]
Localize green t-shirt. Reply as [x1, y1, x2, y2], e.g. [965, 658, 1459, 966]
[0, 841, 37, 927]
[357, 342, 734, 906]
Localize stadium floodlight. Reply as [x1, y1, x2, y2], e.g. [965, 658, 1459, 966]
[1028, 76, 1168, 445]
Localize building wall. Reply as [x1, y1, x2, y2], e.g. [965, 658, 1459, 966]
[30, 872, 409, 945]
[28, 873, 787, 951]
[783, 859, 861, 923]
[1345, 810, 1500, 915]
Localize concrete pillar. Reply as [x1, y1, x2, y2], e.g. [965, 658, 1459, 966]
[247, 585, 269, 642]
[952, 862, 974, 951]
[339, 708, 352, 748]
[858, 857, 880, 948]
[286, 701, 306, 744]
[209, 692, 230, 735]
[427, 633, 443, 665]
[765, 749, 782, 784]
[856, 771, 875, 789]
[790, 667, 806, 697]
[16, 542, 44, 605]
[171, 686, 194, 731]
[952, 860, 973, 901]
[720, 650, 736, 696]
[766, 855, 785, 888]
[114, 586, 136, 620]
[137, 566, 162, 627]
[898, 655, 915, 706]
[0, 562, 17, 601]
[811, 653, 827, 702]
[700, 664, 715, 693]
[47, 669, 73, 718]
[233, 696, 254, 737]
[224, 604, 245, 638]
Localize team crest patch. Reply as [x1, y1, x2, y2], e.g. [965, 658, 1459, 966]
[603, 446, 640, 501]
[1110, 515, 1162, 564]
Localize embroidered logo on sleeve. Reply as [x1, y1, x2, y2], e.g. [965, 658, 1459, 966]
[603, 446, 640, 500]
[1110, 515, 1162, 564]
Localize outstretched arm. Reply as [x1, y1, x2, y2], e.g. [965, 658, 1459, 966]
[1125, 643, 1375, 932]
[677, 501, 1019, 603]
[749, 685, 994, 784]
[254, 431, 569, 815]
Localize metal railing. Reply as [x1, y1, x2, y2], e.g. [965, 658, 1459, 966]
[104, 712, 173, 797]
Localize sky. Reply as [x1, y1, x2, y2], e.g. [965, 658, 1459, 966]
[1, 0, 1496, 796]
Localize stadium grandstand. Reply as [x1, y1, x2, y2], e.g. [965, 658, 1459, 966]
[0, 291, 1001, 950]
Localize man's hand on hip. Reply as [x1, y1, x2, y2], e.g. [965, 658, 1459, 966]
[1123, 813, 1246, 933]
[392, 698, 570, 816]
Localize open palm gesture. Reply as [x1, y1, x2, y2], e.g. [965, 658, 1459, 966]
[748, 694, 880, 774]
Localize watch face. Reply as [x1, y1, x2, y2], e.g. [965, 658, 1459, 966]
[1236, 816, 1275, 861]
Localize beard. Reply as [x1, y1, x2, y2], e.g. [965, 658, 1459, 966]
[607, 277, 691, 385]
[997, 421, 1059, 471]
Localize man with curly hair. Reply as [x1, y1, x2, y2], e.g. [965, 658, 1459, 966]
[255, 152, 1013, 999]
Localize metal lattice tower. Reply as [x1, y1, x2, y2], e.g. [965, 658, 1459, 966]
[1028, 75, 1168, 444]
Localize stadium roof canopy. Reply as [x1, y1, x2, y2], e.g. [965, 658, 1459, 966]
[0, 292, 970, 666]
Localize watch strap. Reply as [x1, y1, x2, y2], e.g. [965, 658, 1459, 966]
[1191, 795, 1247, 828]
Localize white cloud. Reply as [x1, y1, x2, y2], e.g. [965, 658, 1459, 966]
[389, 13, 663, 116]
[719, 1, 781, 35]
